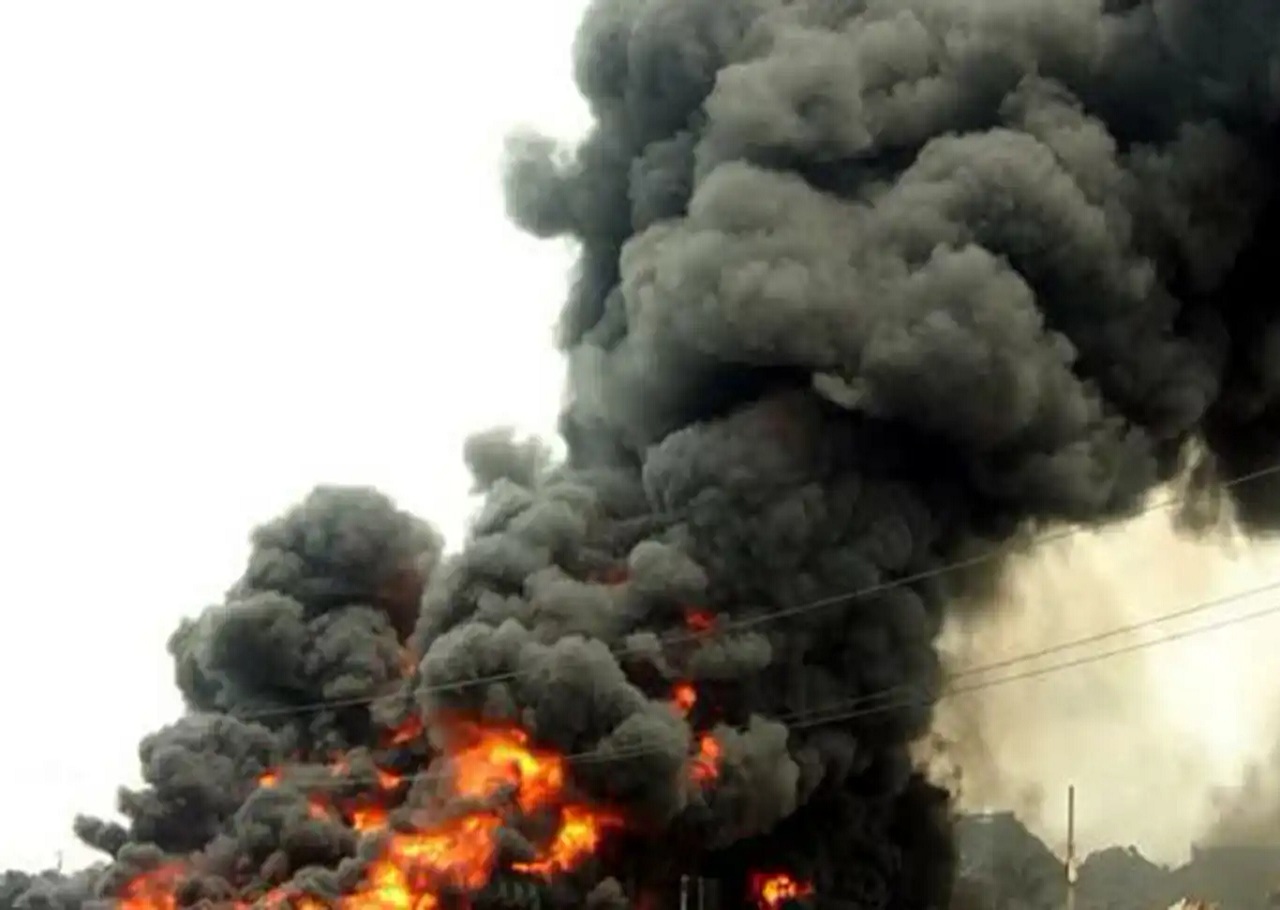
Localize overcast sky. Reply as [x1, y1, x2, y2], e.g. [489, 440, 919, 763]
[0, 1, 590, 871]
[2, 0, 1279, 876]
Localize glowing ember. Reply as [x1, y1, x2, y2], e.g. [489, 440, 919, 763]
[307, 797, 332, 821]
[690, 733, 722, 785]
[748, 872, 814, 910]
[683, 606, 716, 633]
[672, 682, 697, 716]
[387, 714, 425, 746]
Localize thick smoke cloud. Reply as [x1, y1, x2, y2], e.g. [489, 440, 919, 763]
[9, 488, 443, 906]
[491, 0, 1280, 900]
[8, 0, 1280, 907]
[922, 513, 1280, 863]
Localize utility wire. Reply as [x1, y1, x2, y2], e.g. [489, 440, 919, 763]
[792, 596, 1280, 729]
[704, 572, 1280, 724]
[283, 578, 1280, 790]
[226, 460, 1280, 721]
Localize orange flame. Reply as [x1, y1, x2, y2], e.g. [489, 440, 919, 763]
[450, 723, 565, 814]
[387, 714, 425, 747]
[119, 865, 182, 910]
[255, 750, 408, 832]
[256, 887, 329, 909]
[344, 813, 502, 908]
[748, 872, 814, 910]
[672, 682, 697, 716]
[118, 717, 640, 908]
[513, 805, 624, 877]
[350, 804, 389, 832]
[690, 733, 722, 785]
[255, 764, 346, 824]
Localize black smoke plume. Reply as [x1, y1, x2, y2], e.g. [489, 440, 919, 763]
[8, 0, 1280, 907]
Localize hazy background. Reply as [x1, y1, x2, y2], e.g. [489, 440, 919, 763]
[2, 0, 1278, 874]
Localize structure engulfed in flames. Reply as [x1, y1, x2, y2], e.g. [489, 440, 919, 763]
[116, 682, 724, 909]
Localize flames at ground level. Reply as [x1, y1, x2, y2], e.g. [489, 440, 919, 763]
[106, 602, 815, 910]
[108, 679, 812, 909]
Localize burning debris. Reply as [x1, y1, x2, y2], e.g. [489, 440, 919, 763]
[748, 873, 814, 910]
[8, 0, 1280, 907]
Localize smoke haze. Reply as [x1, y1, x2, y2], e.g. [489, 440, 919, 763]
[931, 508, 1280, 863]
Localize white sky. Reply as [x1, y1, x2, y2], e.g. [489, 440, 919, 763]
[0, 1, 590, 871]
[1, 0, 1278, 878]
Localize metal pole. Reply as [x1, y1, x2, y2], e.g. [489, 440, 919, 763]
[1066, 785, 1077, 910]
[680, 874, 690, 910]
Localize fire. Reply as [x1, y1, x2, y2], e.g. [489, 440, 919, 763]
[119, 864, 335, 910]
[513, 805, 624, 877]
[344, 813, 502, 908]
[683, 606, 716, 633]
[351, 804, 390, 832]
[748, 872, 814, 910]
[119, 865, 182, 910]
[255, 765, 341, 823]
[116, 715, 656, 908]
[258, 888, 329, 910]
[690, 733, 722, 785]
[449, 723, 565, 814]
[256, 757, 408, 834]
[387, 714, 425, 746]
[672, 682, 697, 716]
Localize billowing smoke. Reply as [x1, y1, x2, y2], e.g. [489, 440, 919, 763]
[925, 513, 1280, 863]
[8, 0, 1280, 907]
[1204, 705, 1280, 847]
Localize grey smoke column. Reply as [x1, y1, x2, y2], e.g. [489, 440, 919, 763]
[8, 0, 1280, 907]
[483, 0, 1280, 902]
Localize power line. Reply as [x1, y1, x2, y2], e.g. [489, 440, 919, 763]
[228, 460, 1280, 721]
[286, 578, 1280, 790]
[792, 595, 1280, 729]
[948, 575, 1280, 682]
[768, 573, 1280, 721]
